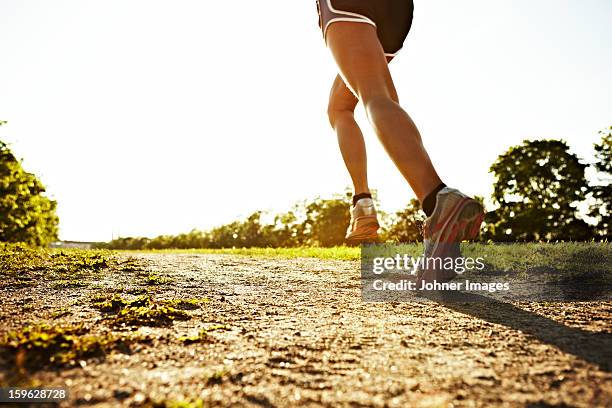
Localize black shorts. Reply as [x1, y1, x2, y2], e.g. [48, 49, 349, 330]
[316, 0, 414, 57]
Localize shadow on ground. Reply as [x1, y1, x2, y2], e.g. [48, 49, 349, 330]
[423, 291, 612, 372]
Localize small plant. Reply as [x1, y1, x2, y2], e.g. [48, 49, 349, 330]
[0, 324, 108, 370]
[0, 243, 129, 280]
[126, 287, 148, 295]
[178, 324, 228, 344]
[178, 329, 210, 344]
[50, 308, 71, 319]
[53, 278, 88, 289]
[114, 304, 190, 327]
[0, 324, 149, 372]
[207, 369, 227, 385]
[91, 294, 204, 327]
[118, 257, 145, 272]
[145, 273, 173, 285]
[165, 298, 208, 310]
[92, 294, 150, 313]
[153, 399, 205, 408]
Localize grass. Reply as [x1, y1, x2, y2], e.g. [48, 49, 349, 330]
[127, 246, 360, 261]
[145, 273, 174, 285]
[0, 243, 110, 275]
[150, 399, 205, 408]
[178, 324, 228, 344]
[0, 242, 140, 282]
[53, 278, 89, 288]
[4, 242, 608, 279]
[0, 323, 139, 371]
[91, 294, 207, 327]
[178, 329, 212, 344]
[125, 242, 611, 275]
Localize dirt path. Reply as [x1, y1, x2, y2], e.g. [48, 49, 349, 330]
[1, 253, 611, 407]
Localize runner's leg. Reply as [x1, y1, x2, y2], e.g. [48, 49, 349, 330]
[327, 74, 368, 195]
[326, 23, 442, 202]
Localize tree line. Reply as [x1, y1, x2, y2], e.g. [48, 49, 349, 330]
[100, 128, 611, 249]
[0, 121, 610, 248]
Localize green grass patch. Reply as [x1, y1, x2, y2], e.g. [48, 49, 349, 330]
[145, 273, 173, 285]
[52, 278, 89, 289]
[0, 243, 143, 282]
[0, 324, 138, 371]
[122, 242, 612, 273]
[124, 243, 611, 277]
[91, 294, 207, 327]
[114, 305, 189, 327]
[151, 399, 205, 408]
[124, 246, 361, 260]
[91, 294, 151, 313]
[178, 324, 228, 344]
[165, 298, 208, 310]
[178, 329, 211, 345]
[462, 242, 611, 280]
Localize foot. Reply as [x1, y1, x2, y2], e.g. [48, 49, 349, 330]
[417, 187, 484, 284]
[345, 198, 379, 245]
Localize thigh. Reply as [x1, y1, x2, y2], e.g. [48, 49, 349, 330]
[326, 22, 398, 103]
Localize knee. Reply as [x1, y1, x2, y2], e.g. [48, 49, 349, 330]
[327, 105, 355, 129]
[363, 95, 397, 118]
[363, 95, 405, 127]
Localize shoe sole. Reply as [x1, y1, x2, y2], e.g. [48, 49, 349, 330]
[346, 237, 380, 247]
[346, 226, 379, 246]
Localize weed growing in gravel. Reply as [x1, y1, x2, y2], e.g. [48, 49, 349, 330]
[0, 243, 103, 277]
[92, 294, 151, 313]
[178, 324, 228, 344]
[178, 329, 211, 344]
[115, 304, 189, 327]
[91, 294, 207, 327]
[53, 278, 89, 289]
[50, 308, 71, 319]
[166, 298, 208, 310]
[152, 399, 205, 408]
[126, 287, 149, 295]
[206, 369, 228, 385]
[0, 324, 135, 370]
[145, 273, 173, 285]
[117, 257, 146, 272]
[0, 243, 144, 284]
[91, 285, 149, 295]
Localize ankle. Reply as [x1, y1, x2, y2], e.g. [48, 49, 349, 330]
[422, 183, 446, 216]
[353, 192, 372, 206]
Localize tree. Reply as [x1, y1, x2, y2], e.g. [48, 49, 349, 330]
[590, 127, 611, 239]
[302, 194, 351, 247]
[486, 139, 592, 241]
[0, 122, 59, 246]
[382, 198, 424, 242]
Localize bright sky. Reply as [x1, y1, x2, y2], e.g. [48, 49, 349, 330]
[1, 0, 611, 242]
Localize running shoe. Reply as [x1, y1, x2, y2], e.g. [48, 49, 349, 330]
[346, 198, 380, 245]
[417, 187, 484, 283]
